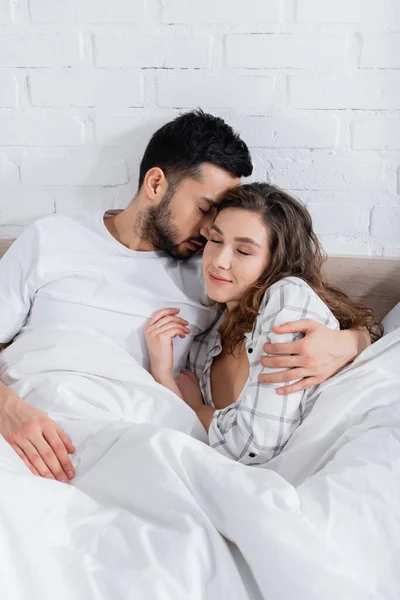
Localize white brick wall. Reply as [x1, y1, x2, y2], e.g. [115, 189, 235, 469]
[0, 0, 399, 256]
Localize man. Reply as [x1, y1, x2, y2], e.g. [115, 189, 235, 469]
[0, 110, 369, 483]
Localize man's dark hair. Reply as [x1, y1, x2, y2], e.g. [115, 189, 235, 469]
[138, 109, 253, 189]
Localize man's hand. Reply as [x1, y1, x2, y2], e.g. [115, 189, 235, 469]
[259, 320, 369, 395]
[0, 387, 75, 483]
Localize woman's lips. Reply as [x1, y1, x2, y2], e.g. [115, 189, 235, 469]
[209, 272, 232, 285]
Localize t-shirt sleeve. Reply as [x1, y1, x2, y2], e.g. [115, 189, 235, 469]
[0, 224, 41, 343]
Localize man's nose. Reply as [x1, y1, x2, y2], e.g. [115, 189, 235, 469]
[200, 224, 210, 239]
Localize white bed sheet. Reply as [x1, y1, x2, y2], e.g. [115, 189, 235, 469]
[0, 324, 399, 600]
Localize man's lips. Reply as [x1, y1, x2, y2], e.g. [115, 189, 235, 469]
[209, 272, 232, 284]
[187, 239, 204, 251]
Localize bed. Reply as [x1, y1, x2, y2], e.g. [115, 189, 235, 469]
[0, 240, 399, 600]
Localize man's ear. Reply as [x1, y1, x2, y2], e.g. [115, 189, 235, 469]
[143, 167, 168, 204]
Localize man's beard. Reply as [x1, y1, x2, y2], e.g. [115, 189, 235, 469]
[140, 190, 200, 261]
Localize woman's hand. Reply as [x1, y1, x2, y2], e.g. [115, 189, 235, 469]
[144, 308, 190, 384]
[175, 370, 204, 411]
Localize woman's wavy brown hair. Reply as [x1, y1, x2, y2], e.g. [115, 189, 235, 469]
[215, 183, 382, 353]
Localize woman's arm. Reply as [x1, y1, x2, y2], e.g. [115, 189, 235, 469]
[208, 280, 339, 465]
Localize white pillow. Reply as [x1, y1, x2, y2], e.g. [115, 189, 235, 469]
[382, 302, 400, 335]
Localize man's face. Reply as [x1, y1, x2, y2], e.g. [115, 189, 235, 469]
[143, 163, 240, 260]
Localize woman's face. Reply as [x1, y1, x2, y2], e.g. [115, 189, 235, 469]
[202, 208, 270, 308]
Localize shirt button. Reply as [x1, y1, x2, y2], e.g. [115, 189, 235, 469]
[248, 347, 253, 354]
[249, 452, 256, 458]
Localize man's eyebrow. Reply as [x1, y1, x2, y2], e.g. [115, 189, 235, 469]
[210, 224, 261, 248]
[200, 197, 217, 207]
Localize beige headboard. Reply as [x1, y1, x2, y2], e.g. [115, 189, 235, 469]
[0, 240, 399, 321]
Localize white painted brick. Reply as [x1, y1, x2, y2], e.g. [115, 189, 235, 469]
[0, 72, 17, 107]
[0, 33, 80, 68]
[226, 34, 346, 69]
[54, 188, 120, 215]
[352, 117, 400, 150]
[270, 159, 385, 191]
[30, 0, 145, 23]
[94, 111, 176, 145]
[298, 191, 391, 207]
[95, 34, 210, 69]
[318, 236, 372, 257]
[0, 155, 19, 184]
[383, 247, 400, 257]
[162, 0, 282, 23]
[290, 74, 400, 109]
[229, 115, 337, 148]
[20, 149, 128, 186]
[371, 208, 400, 240]
[0, 0, 12, 23]
[0, 190, 55, 224]
[360, 34, 400, 69]
[0, 111, 84, 146]
[157, 73, 275, 109]
[297, 0, 400, 23]
[30, 70, 143, 108]
[308, 204, 369, 236]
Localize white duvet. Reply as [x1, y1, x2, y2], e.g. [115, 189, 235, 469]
[0, 324, 399, 600]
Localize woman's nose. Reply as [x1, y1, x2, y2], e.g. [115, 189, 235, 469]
[214, 246, 231, 270]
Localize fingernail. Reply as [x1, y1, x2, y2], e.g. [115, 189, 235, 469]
[67, 471, 74, 479]
[277, 389, 284, 395]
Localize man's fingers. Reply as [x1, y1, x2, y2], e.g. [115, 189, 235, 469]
[17, 439, 58, 481]
[272, 319, 314, 335]
[260, 354, 304, 369]
[263, 341, 302, 356]
[11, 443, 40, 476]
[28, 436, 70, 483]
[56, 427, 75, 455]
[276, 377, 319, 395]
[44, 428, 75, 480]
[258, 368, 308, 385]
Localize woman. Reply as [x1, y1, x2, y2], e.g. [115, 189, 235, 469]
[145, 183, 381, 465]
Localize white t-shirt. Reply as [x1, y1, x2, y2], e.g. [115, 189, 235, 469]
[0, 211, 217, 374]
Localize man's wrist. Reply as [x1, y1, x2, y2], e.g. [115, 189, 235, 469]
[341, 328, 366, 363]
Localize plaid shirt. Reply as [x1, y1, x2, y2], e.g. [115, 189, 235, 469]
[187, 277, 339, 465]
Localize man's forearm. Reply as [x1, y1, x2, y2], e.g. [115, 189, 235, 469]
[346, 327, 371, 362]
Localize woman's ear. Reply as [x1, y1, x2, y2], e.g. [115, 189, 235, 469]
[142, 167, 168, 204]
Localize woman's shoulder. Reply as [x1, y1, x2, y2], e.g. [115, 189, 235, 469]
[258, 276, 339, 328]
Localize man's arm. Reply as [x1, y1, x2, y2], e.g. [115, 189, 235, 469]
[0, 225, 76, 482]
[258, 320, 370, 394]
[0, 373, 75, 482]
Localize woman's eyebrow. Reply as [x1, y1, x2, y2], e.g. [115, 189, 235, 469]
[234, 237, 261, 248]
[210, 225, 261, 247]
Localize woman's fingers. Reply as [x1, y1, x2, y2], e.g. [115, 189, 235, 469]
[157, 326, 190, 340]
[147, 308, 180, 327]
[146, 315, 189, 334]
